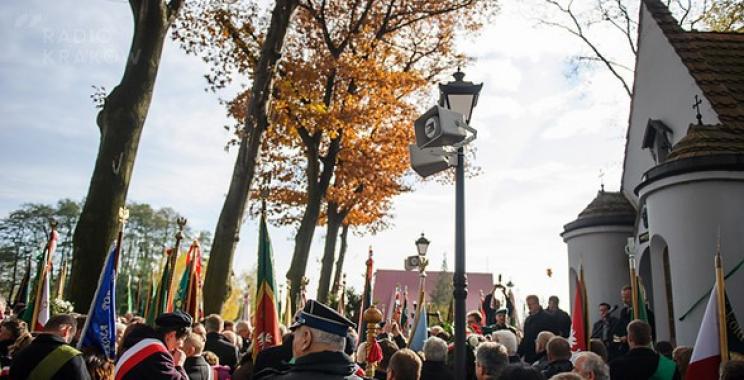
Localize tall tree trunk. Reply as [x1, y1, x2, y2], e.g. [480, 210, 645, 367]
[331, 223, 349, 297]
[68, 0, 183, 311]
[316, 203, 345, 303]
[286, 133, 341, 309]
[286, 67, 343, 308]
[202, 0, 299, 314]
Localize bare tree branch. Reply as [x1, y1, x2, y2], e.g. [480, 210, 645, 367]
[541, 0, 632, 97]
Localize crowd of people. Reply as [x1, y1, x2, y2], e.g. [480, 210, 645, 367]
[1, 289, 743, 380]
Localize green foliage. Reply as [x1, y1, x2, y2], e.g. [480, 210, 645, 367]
[0, 199, 211, 315]
[0, 200, 80, 303]
[430, 254, 453, 318]
[328, 286, 362, 323]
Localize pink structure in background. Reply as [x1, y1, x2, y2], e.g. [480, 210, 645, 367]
[373, 269, 494, 315]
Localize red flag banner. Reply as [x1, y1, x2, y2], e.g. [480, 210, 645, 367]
[570, 267, 588, 352]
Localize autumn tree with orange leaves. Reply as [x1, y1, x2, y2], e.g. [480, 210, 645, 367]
[176, 0, 497, 313]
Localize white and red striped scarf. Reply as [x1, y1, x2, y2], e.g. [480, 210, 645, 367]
[114, 338, 169, 380]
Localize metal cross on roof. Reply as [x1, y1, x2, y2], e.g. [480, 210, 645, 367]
[693, 95, 703, 125]
[599, 169, 605, 192]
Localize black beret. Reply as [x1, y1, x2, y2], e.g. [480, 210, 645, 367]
[155, 310, 192, 329]
[290, 300, 356, 337]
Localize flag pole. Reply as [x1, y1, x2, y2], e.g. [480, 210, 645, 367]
[715, 232, 729, 364]
[31, 221, 58, 331]
[114, 207, 129, 271]
[165, 217, 187, 312]
[629, 253, 639, 320]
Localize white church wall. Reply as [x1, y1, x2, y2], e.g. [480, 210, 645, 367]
[640, 172, 744, 346]
[621, 2, 719, 205]
[564, 225, 633, 323]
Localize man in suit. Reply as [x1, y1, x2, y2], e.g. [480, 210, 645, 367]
[183, 333, 212, 380]
[204, 314, 239, 372]
[591, 302, 619, 350]
[609, 320, 679, 380]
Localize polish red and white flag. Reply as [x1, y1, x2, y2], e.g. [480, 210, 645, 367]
[686, 285, 722, 380]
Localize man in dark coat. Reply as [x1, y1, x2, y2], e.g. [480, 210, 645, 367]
[114, 311, 192, 380]
[591, 302, 619, 350]
[546, 296, 571, 338]
[182, 332, 211, 380]
[256, 300, 362, 380]
[9, 314, 90, 380]
[204, 314, 239, 372]
[610, 320, 679, 380]
[540, 336, 573, 379]
[253, 333, 293, 375]
[517, 295, 559, 363]
[420, 336, 454, 380]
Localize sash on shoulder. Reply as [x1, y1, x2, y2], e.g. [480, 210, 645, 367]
[650, 354, 677, 380]
[115, 338, 169, 380]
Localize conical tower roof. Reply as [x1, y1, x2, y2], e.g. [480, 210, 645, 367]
[562, 190, 636, 235]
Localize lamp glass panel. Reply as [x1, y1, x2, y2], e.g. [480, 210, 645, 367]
[446, 94, 475, 122]
[417, 241, 429, 255]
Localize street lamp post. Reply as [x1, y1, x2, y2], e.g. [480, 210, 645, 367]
[407, 233, 430, 345]
[438, 68, 482, 379]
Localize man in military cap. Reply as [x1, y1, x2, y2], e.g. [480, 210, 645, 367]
[114, 310, 192, 380]
[490, 309, 517, 335]
[256, 299, 362, 380]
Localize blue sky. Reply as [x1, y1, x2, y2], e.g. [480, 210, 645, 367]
[0, 0, 633, 307]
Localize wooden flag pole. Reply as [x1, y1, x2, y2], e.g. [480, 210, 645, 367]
[715, 235, 729, 364]
[629, 254, 639, 320]
[114, 207, 129, 271]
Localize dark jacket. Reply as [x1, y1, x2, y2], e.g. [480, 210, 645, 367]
[255, 351, 363, 380]
[546, 308, 572, 338]
[610, 347, 680, 380]
[9, 333, 90, 380]
[541, 359, 573, 379]
[517, 308, 558, 363]
[0, 339, 13, 367]
[184, 355, 212, 380]
[373, 368, 387, 380]
[531, 351, 549, 370]
[420, 360, 454, 380]
[253, 335, 293, 376]
[591, 316, 619, 344]
[205, 332, 239, 371]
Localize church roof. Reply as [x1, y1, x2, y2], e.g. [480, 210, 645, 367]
[644, 0, 744, 125]
[562, 190, 636, 235]
[667, 122, 744, 160]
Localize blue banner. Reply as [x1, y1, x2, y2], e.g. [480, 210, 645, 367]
[78, 244, 117, 358]
[410, 303, 428, 352]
